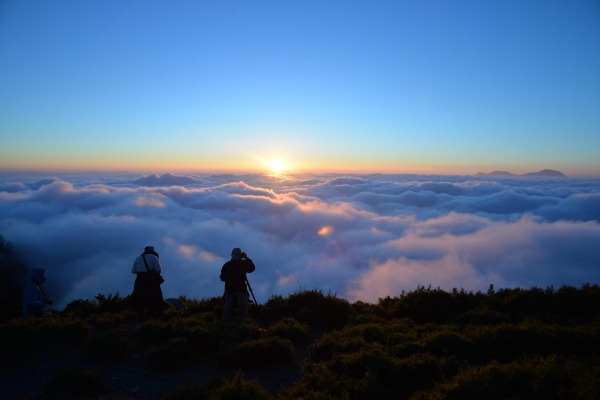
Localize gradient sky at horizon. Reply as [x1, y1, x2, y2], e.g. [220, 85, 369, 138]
[1, 1, 599, 176]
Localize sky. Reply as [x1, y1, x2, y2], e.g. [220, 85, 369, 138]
[1, 172, 599, 307]
[1, 0, 599, 176]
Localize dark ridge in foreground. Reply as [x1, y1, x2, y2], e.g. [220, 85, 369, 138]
[1, 284, 599, 399]
[475, 169, 567, 178]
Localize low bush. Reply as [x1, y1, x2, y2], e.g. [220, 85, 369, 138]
[179, 295, 223, 316]
[86, 329, 128, 360]
[149, 337, 193, 366]
[136, 319, 184, 345]
[63, 292, 130, 319]
[261, 294, 288, 321]
[217, 336, 294, 368]
[268, 317, 309, 343]
[84, 310, 136, 327]
[412, 355, 600, 400]
[278, 362, 389, 400]
[186, 326, 221, 356]
[261, 289, 354, 328]
[163, 372, 273, 400]
[44, 367, 103, 397]
[0, 317, 91, 358]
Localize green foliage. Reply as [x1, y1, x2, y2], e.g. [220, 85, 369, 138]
[261, 289, 355, 328]
[86, 328, 128, 360]
[0, 317, 91, 357]
[164, 372, 273, 400]
[85, 310, 136, 327]
[179, 295, 223, 316]
[0, 233, 30, 322]
[63, 292, 131, 319]
[136, 319, 183, 345]
[268, 317, 310, 343]
[149, 337, 193, 366]
[387, 286, 461, 324]
[44, 368, 103, 397]
[217, 336, 294, 368]
[412, 355, 600, 400]
[3, 283, 600, 398]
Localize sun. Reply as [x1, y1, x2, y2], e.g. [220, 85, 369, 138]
[269, 160, 286, 173]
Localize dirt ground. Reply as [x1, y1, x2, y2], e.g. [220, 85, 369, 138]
[0, 320, 326, 400]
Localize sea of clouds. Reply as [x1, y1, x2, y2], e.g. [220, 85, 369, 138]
[1, 172, 599, 308]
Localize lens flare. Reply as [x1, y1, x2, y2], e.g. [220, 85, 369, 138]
[318, 226, 334, 236]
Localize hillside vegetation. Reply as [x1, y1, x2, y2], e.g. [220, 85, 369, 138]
[1, 284, 599, 399]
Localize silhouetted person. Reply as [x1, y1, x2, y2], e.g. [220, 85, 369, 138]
[220, 248, 255, 322]
[23, 268, 53, 317]
[131, 246, 163, 322]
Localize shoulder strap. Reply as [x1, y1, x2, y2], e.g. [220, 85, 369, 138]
[31, 279, 48, 299]
[142, 254, 150, 273]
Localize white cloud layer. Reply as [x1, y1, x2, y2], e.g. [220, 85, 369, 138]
[1, 172, 599, 307]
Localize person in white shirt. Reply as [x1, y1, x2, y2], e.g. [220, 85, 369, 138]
[130, 246, 163, 321]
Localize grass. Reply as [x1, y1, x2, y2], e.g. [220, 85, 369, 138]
[44, 367, 103, 397]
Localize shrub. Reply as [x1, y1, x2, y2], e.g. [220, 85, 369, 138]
[261, 289, 354, 328]
[86, 329, 128, 360]
[179, 295, 223, 316]
[261, 294, 288, 321]
[310, 331, 373, 362]
[186, 326, 221, 356]
[0, 317, 91, 358]
[163, 372, 273, 400]
[44, 368, 103, 396]
[136, 319, 182, 345]
[149, 337, 193, 366]
[85, 311, 134, 327]
[0, 235, 29, 323]
[279, 363, 389, 400]
[386, 286, 461, 324]
[453, 305, 510, 325]
[412, 355, 600, 400]
[217, 336, 294, 368]
[288, 289, 355, 329]
[211, 372, 274, 400]
[268, 317, 309, 343]
[63, 292, 131, 319]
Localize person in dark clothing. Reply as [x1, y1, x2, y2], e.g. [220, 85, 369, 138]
[130, 246, 163, 322]
[23, 268, 53, 317]
[220, 248, 255, 322]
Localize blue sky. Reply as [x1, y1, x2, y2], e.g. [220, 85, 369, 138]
[1, 0, 599, 175]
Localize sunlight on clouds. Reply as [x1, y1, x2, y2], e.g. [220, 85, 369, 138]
[318, 226, 334, 236]
[200, 251, 220, 262]
[134, 196, 166, 208]
[179, 244, 198, 259]
[277, 271, 298, 286]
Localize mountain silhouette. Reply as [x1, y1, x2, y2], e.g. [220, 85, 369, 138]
[475, 169, 566, 178]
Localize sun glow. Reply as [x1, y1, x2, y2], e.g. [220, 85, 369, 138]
[270, 160, 286, 172]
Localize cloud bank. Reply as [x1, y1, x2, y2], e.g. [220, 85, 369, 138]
[0, 172, 599, 307]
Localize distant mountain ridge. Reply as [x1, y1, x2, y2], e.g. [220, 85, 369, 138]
[475, 169, 567, 178]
